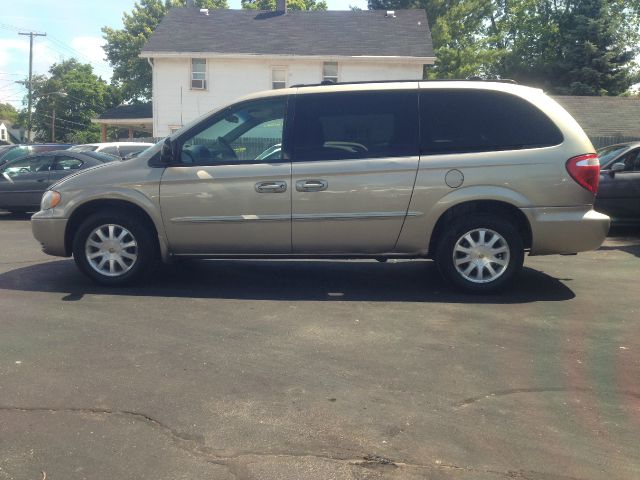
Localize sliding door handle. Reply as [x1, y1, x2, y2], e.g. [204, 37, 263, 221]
[296, 179, 328, 192]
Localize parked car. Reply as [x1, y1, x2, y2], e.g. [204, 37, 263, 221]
[32, 81, 609, 292]
[594, 142, 640, 225]
[0, 150, 117, 213]
[69, 142, 154, 159]
[0, 143, 74, 167]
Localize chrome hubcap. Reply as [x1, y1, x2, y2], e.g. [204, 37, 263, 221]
[453, 228, 510, 284]
[85, 224, 138, 277]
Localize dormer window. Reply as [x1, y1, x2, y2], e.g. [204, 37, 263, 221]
[191, 58, 207, 90]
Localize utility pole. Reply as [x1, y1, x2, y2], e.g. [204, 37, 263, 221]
[19, 31, 46, 143]
[51, 108, 56, 143]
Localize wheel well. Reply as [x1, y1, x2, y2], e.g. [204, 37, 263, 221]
[427, 200, 532, 257]
[65, 199, 159, 255]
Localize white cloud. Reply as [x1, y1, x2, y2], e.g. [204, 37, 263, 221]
[32, 41, 65, 76]
[70, 36, 112, 79]
[0, 39, 28, 69]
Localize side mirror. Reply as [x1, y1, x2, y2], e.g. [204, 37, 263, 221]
[160, 138, 175, 165]
[608, 162, 625, 177]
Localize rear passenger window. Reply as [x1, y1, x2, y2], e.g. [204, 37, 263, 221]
[54, 156, 83, 170]
[292, 91, 419, 161]
[102, 146, 119, 156]
[420, 90, 563, 155]
[119, 146, 144, 156]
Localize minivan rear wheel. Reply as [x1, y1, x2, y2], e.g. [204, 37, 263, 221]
[72, 211, 158, 286]
[435, 214, 524, 293]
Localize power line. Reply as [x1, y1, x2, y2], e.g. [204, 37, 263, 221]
[0, 23, 25, 32]
[1, 20, 112, 79]
[0, 84, 25, 93]
[40, 113, 91, 128]
[44, 35, 113, 78]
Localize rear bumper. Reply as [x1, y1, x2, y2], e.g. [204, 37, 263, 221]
[523, 206, 609, 255]
[31, 211, 69, 257]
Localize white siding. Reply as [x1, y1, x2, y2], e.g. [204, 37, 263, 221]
[152, 57, 424, 137]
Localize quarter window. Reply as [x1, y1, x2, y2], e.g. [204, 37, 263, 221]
[292, 91, 419, 161]
[191, 58, 207, 90]
[322, 62, 338, 83]
[419, 90, 564, 155]
[53, 156, 83, 170]
[101, 146, 119, 156]
[272, 67, 287, 89]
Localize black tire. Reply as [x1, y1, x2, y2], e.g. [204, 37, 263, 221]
[72, 210, 159, 286]
[435, 214, 524, 293]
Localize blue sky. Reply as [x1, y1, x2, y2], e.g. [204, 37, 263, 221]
[0, 0, 368, 109]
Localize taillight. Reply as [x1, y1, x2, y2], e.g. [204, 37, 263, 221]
[566, 153, 600, 194]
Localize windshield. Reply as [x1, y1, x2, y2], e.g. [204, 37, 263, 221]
[597, 144, 630, 167]
[0, 146, 30, 163]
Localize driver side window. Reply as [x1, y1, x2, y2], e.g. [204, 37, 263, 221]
[180, 97, 286, 165]
[2, 156, 54, 177]
[622, 149, 640, 172]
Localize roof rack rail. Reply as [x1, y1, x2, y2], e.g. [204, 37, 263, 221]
[290, 78, 518, 88]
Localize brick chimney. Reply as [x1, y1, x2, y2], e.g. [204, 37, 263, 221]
[276, 0, 287, 14]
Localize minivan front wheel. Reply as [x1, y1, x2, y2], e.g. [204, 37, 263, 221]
[72, 212, 157, 286]
[435, 215, 524, 293]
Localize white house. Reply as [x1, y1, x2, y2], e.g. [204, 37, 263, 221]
[0, 120, 22, 144]
[140, 6, 435, 137]
[0, 122, 8, 144]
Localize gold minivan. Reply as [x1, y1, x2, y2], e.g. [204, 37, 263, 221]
[32, 81, 609, 292]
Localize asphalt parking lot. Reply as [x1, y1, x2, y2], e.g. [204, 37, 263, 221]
[0, 211, 638, 480]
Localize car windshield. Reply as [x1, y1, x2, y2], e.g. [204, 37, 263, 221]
[597, 144, 630, 167]
[0, 146, 30, 163]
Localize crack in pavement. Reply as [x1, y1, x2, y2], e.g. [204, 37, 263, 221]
[455, 387, 640, 408]
[0, 405, 588, 480]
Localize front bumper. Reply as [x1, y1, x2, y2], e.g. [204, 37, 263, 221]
[523, 206, 610, 256]
[31, 210, 69, 257]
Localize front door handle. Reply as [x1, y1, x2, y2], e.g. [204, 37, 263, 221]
[255, 181, 287, 193]
[296, 179, 328, 192]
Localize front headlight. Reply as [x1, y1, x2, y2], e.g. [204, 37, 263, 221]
[41, 190, 62, 210]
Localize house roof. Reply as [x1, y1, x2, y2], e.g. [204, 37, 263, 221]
[141, 8, 433, 59]
[97, 103, 152, 120]
[553, 95, 640, 137]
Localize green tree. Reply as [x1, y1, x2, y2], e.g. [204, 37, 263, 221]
[241, 0, 327, 10]
[0, 103, 18, 124]
[30, 59, 121, 143]
[369, 0, 640, 94]
[368, 0, 502, 79]
[102, 0, 228, 103]
[487, 0, 640, 94]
